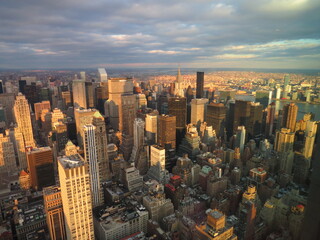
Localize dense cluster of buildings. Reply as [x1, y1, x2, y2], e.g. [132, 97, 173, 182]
[0, 68, 319, 240]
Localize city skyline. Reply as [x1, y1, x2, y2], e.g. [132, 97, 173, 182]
[0, 0, 320, 69]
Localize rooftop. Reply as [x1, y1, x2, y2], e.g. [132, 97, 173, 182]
[58, 154, 85, 169]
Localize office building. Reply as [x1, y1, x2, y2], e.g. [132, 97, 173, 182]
[158, 115, 176, 149]
[233, 100, 251, 134]
[83, 125, 103, 207]
[0, 133, 16, 174]
[282, 103, 298, 132]
[27, 147, 55, 190]
[122, 166, 143, 192]
[206, 103, 226, 137]
[303, 130, 316, 159]
[195, 209, 237, 240]
[98, 68, 108, 82]
[196, 72, 204, 99]
[168, 97, 186, 130]
[148, 145, 170, 184]
[191, 98, 208, 126]
[61, 91, 72, 110]
[72, 78, 87, 109]
[274, 128, 295, 152]
[13, 93, 35, 147]
[53, 122, 68, 154]
[9, 129, 27, 170]
[247, 102, 263, 138]
[146, 112, 158, 144]
[174, 67, 185, 97]
[96, 206, 148, 240]
[34, 101, 51, 121]
[265, 102, 276, 137]
[255, 90, 272, 108]
[58, 154, 94, 240]
[43, 186, 66, 240]
[92, 111, 110, 181]
[119, 94, 136, 136]
[150, 145, 166, 170]
[85, 82, 95, 108]
[74, 108, 96, 147]
[236, 126, 246, 154]
[130, 118, 145, 163]
[301, 126, 320, 239]
[0, 93, 15, 126]
[105, 77, 133, 130]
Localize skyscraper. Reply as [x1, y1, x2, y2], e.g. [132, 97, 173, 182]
[13, 93, 35, 147]
[85, 82, 95, 108]
[105, 77, 133, 131]
[274, 128, 295, 152]
[158, 115, 176, 149]
[0, 133, 16, 173]
[119, 94, 136, 136]
[83, 125, 103, 207]
[74, 108, 96, 147]
[196, 72, 204, 99]
[190, 98, 208, 126]
[34, 100, 51, 121]
[43, 186, 66, 240]
[195, 209, 237, 240]
[72, 78, 87, 109]
[303, 130, 316, 159]
[92, 111, 110, 181]
[130, 118, 145, 163]
[9, 128, 27, 170]
[247, 102, 263, 138]
[282, 103, 298, 132]
[255, 90, 272, 108]
[236, 126, 246, 154]
[98, 68, 108, 82]
[265, 102, 276, 137]
[58, 154, 94, 240]
[233, 100, 251, 134]
[206, 102, 227, 137]
[174, 67, 184, 97]
[275, 128, 295, 174]
[168, 97, 186, 130]
[145, 112, 158, 144]
[301, 123, 320, 239]
[27, 147, 55, 190]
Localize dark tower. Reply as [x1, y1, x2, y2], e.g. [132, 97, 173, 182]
[196, 72, 204, 99]
[301, 123, 320, 240]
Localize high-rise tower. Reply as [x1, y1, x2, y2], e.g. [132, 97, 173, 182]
[83, 125, 103, 207]
[168, 97, 186, 130]
[43, 186, 66, 240]
[206, 102, 227, 137]
[92, 111, 110, 181]
[158, 115, 176, 149]
[282, 103, 298, 132]
[196, 72, 204, 99]
[58, 154, 94, 240]
[13, 93, 35, 147]
[72, 77, 87, 109]
[191, 98, 208, 126]
[265, 102, 276, 137]
[105, 77, 133, 131]
[27, 147, 55, 190]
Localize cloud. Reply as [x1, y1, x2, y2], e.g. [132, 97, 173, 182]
[215, 54, 259, 59]
[147, 50, 180, 55]
[0, 0, 319, 68]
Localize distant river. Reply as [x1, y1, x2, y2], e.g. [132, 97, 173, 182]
[273, 100, 320, 121]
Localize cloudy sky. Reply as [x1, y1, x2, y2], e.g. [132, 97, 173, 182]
[1, 0, 320, 69]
